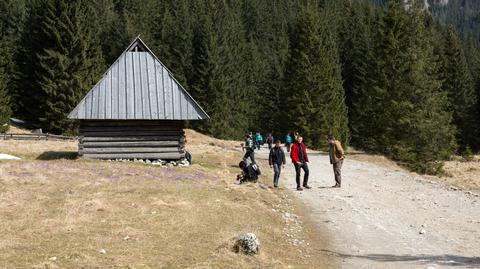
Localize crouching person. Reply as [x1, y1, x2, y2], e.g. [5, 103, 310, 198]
[237, 161, 261, 184]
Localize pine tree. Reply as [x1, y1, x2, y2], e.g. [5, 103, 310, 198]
[338, 0, 376, 149]
[369, 0, 456, 173]
[283, 6, 349, 149]
[34, 0, 104, 134]
[1, 0, 27, 129]
[188, 2, 223, 134]
[462, 35, 480, 151]
[152, 0, 193, 88]
[441, 25, 477, 152]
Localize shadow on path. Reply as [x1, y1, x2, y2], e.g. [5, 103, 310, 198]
[322, 249, 480, 267]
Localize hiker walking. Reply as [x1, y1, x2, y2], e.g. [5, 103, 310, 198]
[255, 132, 263, 150]
[290, 136, 311, 191]
[284, 133, 292, 152]
[328, 135, 345, 188]
[266, 133, 274, 150]
[269, 139, 286, 188]
[243, 133, 255, 163]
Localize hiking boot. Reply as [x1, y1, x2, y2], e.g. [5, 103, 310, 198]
[303, 185, 312, 189]
[296, 186, 303, 191]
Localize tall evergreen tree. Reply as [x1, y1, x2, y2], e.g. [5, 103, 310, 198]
[441, 25, 478, 152]
[368, 0, 456, 173]
[152, 0, 193, 88]
[338, 0, 376, 148]
[0, 0, 26, 131]
[283, 6, 349, 149]
[462, 34, 480, 151]
[19, 0, 105, 134]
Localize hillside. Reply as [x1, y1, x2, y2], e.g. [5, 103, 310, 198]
[0, 129, 333, 268]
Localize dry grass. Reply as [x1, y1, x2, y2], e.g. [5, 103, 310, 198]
[348, 147, 480, 192]
[441, 155, 480, 191]
[0, 129, 332, 268]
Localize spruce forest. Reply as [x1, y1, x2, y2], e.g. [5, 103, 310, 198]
[1, 0, 479, 174]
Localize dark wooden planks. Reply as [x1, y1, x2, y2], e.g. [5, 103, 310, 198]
[77, 120, 185, 160]
[82, 152, 184, 159]
[80, 136, 181, 142]
[81, 141, 180, 147]
[80, 147, 181, 154]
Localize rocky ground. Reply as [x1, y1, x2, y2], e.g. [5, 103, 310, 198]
[257, 148, 480, 269]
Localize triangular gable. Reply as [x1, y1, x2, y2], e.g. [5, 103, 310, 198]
[69, 37, 209, 120]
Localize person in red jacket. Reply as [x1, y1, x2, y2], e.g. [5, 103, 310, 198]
[290, 136, 311, 191]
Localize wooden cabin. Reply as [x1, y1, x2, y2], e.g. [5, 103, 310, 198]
[68, 37, 209, 160]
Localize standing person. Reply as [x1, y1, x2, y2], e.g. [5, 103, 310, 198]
[328, 135, 345, 188]
[266, 133, 274, 150]
[290, 136, 311, 191]
[255, 132, 262, 150]
[285, 133, 292, 152]
[269, 139, 286, 188]
[243, 133, 255, 163]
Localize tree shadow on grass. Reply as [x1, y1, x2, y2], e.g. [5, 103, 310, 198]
[322, 249, 480, 267]
[36, 151, 78, 160]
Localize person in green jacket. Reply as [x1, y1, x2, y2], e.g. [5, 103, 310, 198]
[243, 132, 255, 163]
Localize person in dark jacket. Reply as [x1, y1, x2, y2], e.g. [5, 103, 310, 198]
[269, 139, 286, 188]
[266, 133, 274, 150]
[237, 160, 261, 183]
[290, 136, 311, 191]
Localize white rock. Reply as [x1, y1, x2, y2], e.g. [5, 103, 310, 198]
[0, 153, 21, 160]
[419, 229, 426, 235]
[48, 256, 57, 261]
[233, 233, 260, 255]
[123, 235, 130, 241]
[99, 249, 107, 254]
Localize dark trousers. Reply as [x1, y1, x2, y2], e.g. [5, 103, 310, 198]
[333, 160, 343, 186]
[285, 143, 291, 152]
[294, 162, 309, 187]
[243, 148, 255, 163]
[256, 141, 261, 150]
[273, 163, 282, 187]
[268, 142, 272, 150]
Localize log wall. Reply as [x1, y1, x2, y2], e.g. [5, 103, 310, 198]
[78, 120, 185, 160]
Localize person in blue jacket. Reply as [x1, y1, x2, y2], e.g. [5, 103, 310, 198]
[285, 133, 292, 152]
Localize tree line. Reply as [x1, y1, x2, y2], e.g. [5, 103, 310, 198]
[0, 0, 479, 173]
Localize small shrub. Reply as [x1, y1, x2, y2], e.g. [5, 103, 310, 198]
[462, 145, 474, 162]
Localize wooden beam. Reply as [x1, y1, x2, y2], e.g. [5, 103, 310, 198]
[80, 147, 181, 154]
[80, 141, 180, 148]
[82, 152, 184, 159]
[80, 136, 181, 142]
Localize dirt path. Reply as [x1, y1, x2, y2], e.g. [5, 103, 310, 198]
[258, 148, 480, 269]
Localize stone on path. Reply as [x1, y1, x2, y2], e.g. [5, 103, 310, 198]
[233, 233, 260, 255]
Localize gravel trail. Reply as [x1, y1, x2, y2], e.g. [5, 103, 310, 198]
[259, 148, 480, 269]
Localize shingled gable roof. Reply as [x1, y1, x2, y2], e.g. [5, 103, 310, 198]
[68, 37, 209, 120]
